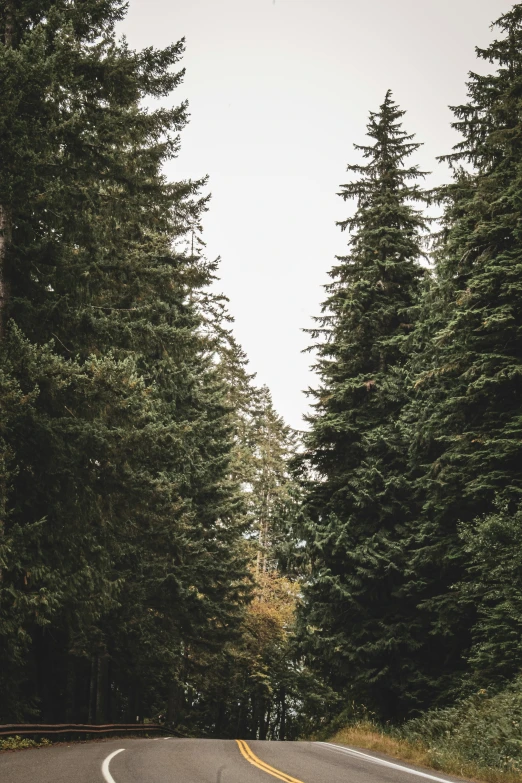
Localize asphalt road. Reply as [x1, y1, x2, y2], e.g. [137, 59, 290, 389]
[0, 737, 469, 783]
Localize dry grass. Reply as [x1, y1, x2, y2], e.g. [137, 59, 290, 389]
[327, 723, 522, 783]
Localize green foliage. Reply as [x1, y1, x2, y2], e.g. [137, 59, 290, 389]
[402, 678, 522, 775]
[0, 735, 52, 751]
[0, 0, 250, 726]
[171, 320, 327, 740]
[401, 2, 522, 708]
[414, 0, 522, 536]
[458, 501, 522, 685]
[298, 91, 429, 720]
[296, 0, 522, 730]
[3, 0, 522, 741]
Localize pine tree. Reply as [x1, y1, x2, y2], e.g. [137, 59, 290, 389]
[298, 92, 428, 720]
[193, 322, 304, 738]
[211, 322, 299, 578]
[0, 0, 250, 723]
[248, 386, 297, 575]
[407, 3, 522, 702]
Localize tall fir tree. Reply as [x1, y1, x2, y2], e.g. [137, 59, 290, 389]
[298, 92, 429, 720]
[407, 3, 522, 702]
[0, 0, 250, 723]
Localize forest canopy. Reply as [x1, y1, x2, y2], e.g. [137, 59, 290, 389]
[1, 0, 522, 746]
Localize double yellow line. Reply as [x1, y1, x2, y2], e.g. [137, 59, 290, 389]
[236, 739, 305, 783]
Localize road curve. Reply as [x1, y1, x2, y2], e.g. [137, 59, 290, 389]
[0, 737, 470, 783]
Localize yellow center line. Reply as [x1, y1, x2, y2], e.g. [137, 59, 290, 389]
[236, 739, 306, 783]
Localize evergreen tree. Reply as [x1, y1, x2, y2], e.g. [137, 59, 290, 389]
[175, 321, 321, 739]
[298, 92, 428, 720]
[407, 3, 522, 702]
[211, 322, 299, 577]
[0, 0, 249, 723]
[249, 386, 297, 575]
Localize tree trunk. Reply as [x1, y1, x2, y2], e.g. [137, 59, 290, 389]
[251, 694, 259, 739]
[214, 699, 225, 737]
[127, 680, 142, 723]
[88, 656, 97, 724]
[259, 700, 270, 740]
[95, 655, 109, 723]
[235, 696, 248, 739]
[106, 659, 112, 723]
[256, 490, 271, 579]
[65, 657, 76, 723]
[166, 681, 182, 725]
[279, 687, 286, 741]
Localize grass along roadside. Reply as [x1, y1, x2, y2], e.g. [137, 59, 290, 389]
[326, 722, 522, 783]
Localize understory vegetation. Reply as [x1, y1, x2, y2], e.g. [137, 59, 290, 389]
[326, 680, 522, 783]
[2, 0, 522, 769]
[0, 736, 51, 752]
[403, 679, 522, 776]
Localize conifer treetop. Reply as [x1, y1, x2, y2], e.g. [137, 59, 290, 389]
[444, 3, 522, 171]
[298, 92, 430, 720]
[340, 89, 427, 206]
[308, 90, 428, 358]
[330, 91, 429, 294]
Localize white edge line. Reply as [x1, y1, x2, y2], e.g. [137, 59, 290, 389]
[102, 748, 125, 783]
[317, 742, 457, 783]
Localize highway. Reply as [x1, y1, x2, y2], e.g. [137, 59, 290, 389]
[0, 737, 468, 783]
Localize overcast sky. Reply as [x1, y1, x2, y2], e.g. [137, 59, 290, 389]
[119, 0, 509, 430]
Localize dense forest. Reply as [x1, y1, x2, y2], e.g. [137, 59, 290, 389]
[1, 0, 522, 747]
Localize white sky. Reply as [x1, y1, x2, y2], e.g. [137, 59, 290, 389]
[119, 0, 509, 430]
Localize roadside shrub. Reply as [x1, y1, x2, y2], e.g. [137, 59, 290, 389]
[401, 677, 522, 773]
[0, 735, 52, 751]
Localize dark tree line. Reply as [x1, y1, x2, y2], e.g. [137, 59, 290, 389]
[3, 0, 522, 738]
[0, 0, 252, 728]
[297, 4, 522, 723]
[0, 0, 320, 737]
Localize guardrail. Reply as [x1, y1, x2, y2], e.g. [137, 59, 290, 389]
[0, 723, 170, 737]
